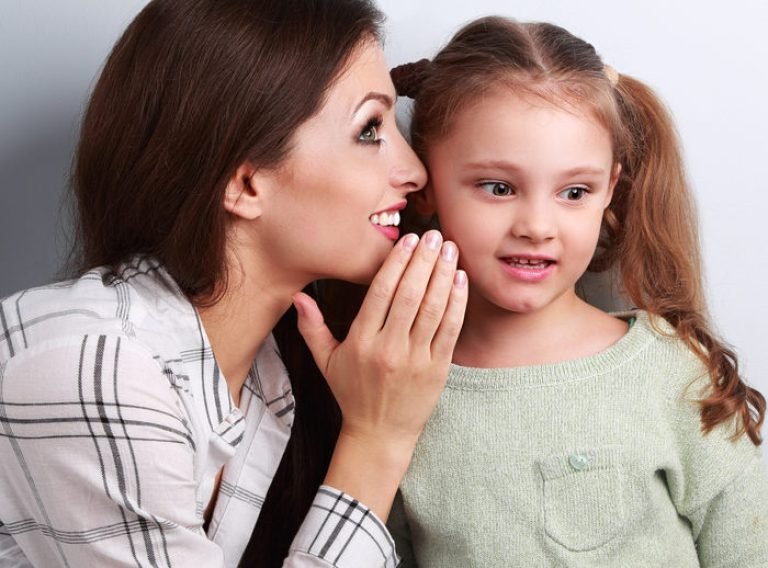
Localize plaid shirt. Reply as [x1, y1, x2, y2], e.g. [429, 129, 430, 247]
[0, 257, 398, 567]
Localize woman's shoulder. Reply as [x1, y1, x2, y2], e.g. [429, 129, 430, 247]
[1, 331, 183, 418]
[1, 256, 193, 363]
[0, 258, 199, 409]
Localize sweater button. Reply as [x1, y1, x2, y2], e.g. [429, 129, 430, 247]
[568, 453, 592, 471]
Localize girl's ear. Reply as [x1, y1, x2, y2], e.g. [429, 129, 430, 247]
[412, 183, 437, 216]
[223, 162, 268, 220]
[605, 162, 622, 206]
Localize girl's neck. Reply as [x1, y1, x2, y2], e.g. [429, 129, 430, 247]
[454, 291, 628, 369]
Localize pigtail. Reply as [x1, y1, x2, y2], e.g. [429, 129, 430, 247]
[610, 75, 765, 444]
[391, 58, 431, 99]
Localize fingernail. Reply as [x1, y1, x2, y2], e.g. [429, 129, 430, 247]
[402, 233, 419, 252]
[454, 270, 467, 288]
[425, 231, 441, 250]
[441, 242, 457, 262]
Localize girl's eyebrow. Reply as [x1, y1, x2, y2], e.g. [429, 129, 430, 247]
[463, 159, 523, 171]
[560, 166, 606, 177]
[463, 159, 606, 178]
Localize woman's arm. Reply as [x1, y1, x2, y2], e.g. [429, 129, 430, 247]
[0, 336, 225, 567]
[286, 231, 466, 566]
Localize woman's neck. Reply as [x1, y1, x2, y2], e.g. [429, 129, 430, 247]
[454, 291, 627, 369]
[196, 251, 303, 407]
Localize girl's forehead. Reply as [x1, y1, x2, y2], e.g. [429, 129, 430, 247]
[433, 87, 611, 144]
[424, 89, 615, 175]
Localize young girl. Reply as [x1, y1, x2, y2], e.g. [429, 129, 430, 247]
[388, 16, 768, 566]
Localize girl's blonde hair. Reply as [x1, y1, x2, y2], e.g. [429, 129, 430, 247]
[395, 16, 765, 444]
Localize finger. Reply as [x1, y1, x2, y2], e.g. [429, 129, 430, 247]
[430, 270, 468, 361]
[351, 233, 420, 337]
[409, 240, 459, 346]
[383, 230, 444, 334]
[293, 292, 339, 374]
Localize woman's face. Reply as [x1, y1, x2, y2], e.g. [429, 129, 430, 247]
[258, 41, 427, 285]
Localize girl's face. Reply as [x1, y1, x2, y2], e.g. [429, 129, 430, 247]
[423, 89, 618, 317]
[258, 42, 427, 285]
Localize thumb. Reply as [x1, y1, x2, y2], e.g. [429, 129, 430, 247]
[293, 291, 338, 374]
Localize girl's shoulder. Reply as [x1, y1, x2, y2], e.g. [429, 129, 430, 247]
[612, 309, 705, 374]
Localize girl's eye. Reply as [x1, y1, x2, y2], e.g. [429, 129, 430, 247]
[559, 186, 588, 201]
[358, 118, 382, 144]
[479, 182, 514, 196]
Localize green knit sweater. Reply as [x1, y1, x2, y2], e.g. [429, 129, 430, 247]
[389, 311, 768, 567]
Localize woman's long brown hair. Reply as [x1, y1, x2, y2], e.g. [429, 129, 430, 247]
[69, 0, 384, 565]
[396, 16, 764, 445]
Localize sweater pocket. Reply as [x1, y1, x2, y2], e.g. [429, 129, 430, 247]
[538, 445, 641, 552]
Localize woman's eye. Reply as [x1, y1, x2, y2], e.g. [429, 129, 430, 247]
[559, 186, 588, 201]
[358, 118, 382, 144]
[479, 182, 513, 196]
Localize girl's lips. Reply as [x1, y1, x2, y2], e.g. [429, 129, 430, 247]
[498, 257, 556, 282]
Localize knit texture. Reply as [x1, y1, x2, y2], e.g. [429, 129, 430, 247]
[389, 311, 768, 567]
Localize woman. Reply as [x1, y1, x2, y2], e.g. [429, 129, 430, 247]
[0, 1, 467, 566]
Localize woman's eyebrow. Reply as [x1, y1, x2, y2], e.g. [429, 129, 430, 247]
[353, 92, 394, 114]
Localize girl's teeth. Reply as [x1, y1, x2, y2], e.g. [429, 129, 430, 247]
[510, 258, 549, 267]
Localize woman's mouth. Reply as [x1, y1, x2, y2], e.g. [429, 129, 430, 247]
[370, 207, 403, 241]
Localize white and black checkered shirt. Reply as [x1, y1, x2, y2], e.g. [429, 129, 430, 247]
[0, 257, 398, 567]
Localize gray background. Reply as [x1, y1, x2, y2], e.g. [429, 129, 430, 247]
[1, 2, 766, 443]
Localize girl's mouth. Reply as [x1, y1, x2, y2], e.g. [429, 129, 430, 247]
[499, 256, 556, 282]
[503, 257, 554, 269]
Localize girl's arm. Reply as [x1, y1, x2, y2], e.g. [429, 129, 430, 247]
[663, 367, 768, 566]
[690, 458, 768, 566]
[286, 231, 466, 566]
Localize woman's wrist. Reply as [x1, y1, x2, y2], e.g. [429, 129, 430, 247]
[323, 429, 417, 521]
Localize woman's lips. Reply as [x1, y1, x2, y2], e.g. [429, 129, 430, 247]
[373, 225, 400, 240]
[369, 204, 405, 242]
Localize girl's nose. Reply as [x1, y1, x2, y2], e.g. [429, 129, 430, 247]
[511, 200, 557, 242]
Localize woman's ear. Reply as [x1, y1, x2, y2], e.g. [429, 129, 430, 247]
[412, 183, 437, 216]
[223, 162, 268, 220]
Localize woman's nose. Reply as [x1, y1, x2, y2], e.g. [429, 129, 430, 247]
[390, 136, 427, 195]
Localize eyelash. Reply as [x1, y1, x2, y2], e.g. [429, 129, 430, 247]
[558, 186, 591, 201]
[478, 182, 592, 201]
[478, 181, 514, 197]
[358, 116, 383, 145]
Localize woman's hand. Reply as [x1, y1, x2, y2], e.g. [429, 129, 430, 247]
[293, 230, 467, 519]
